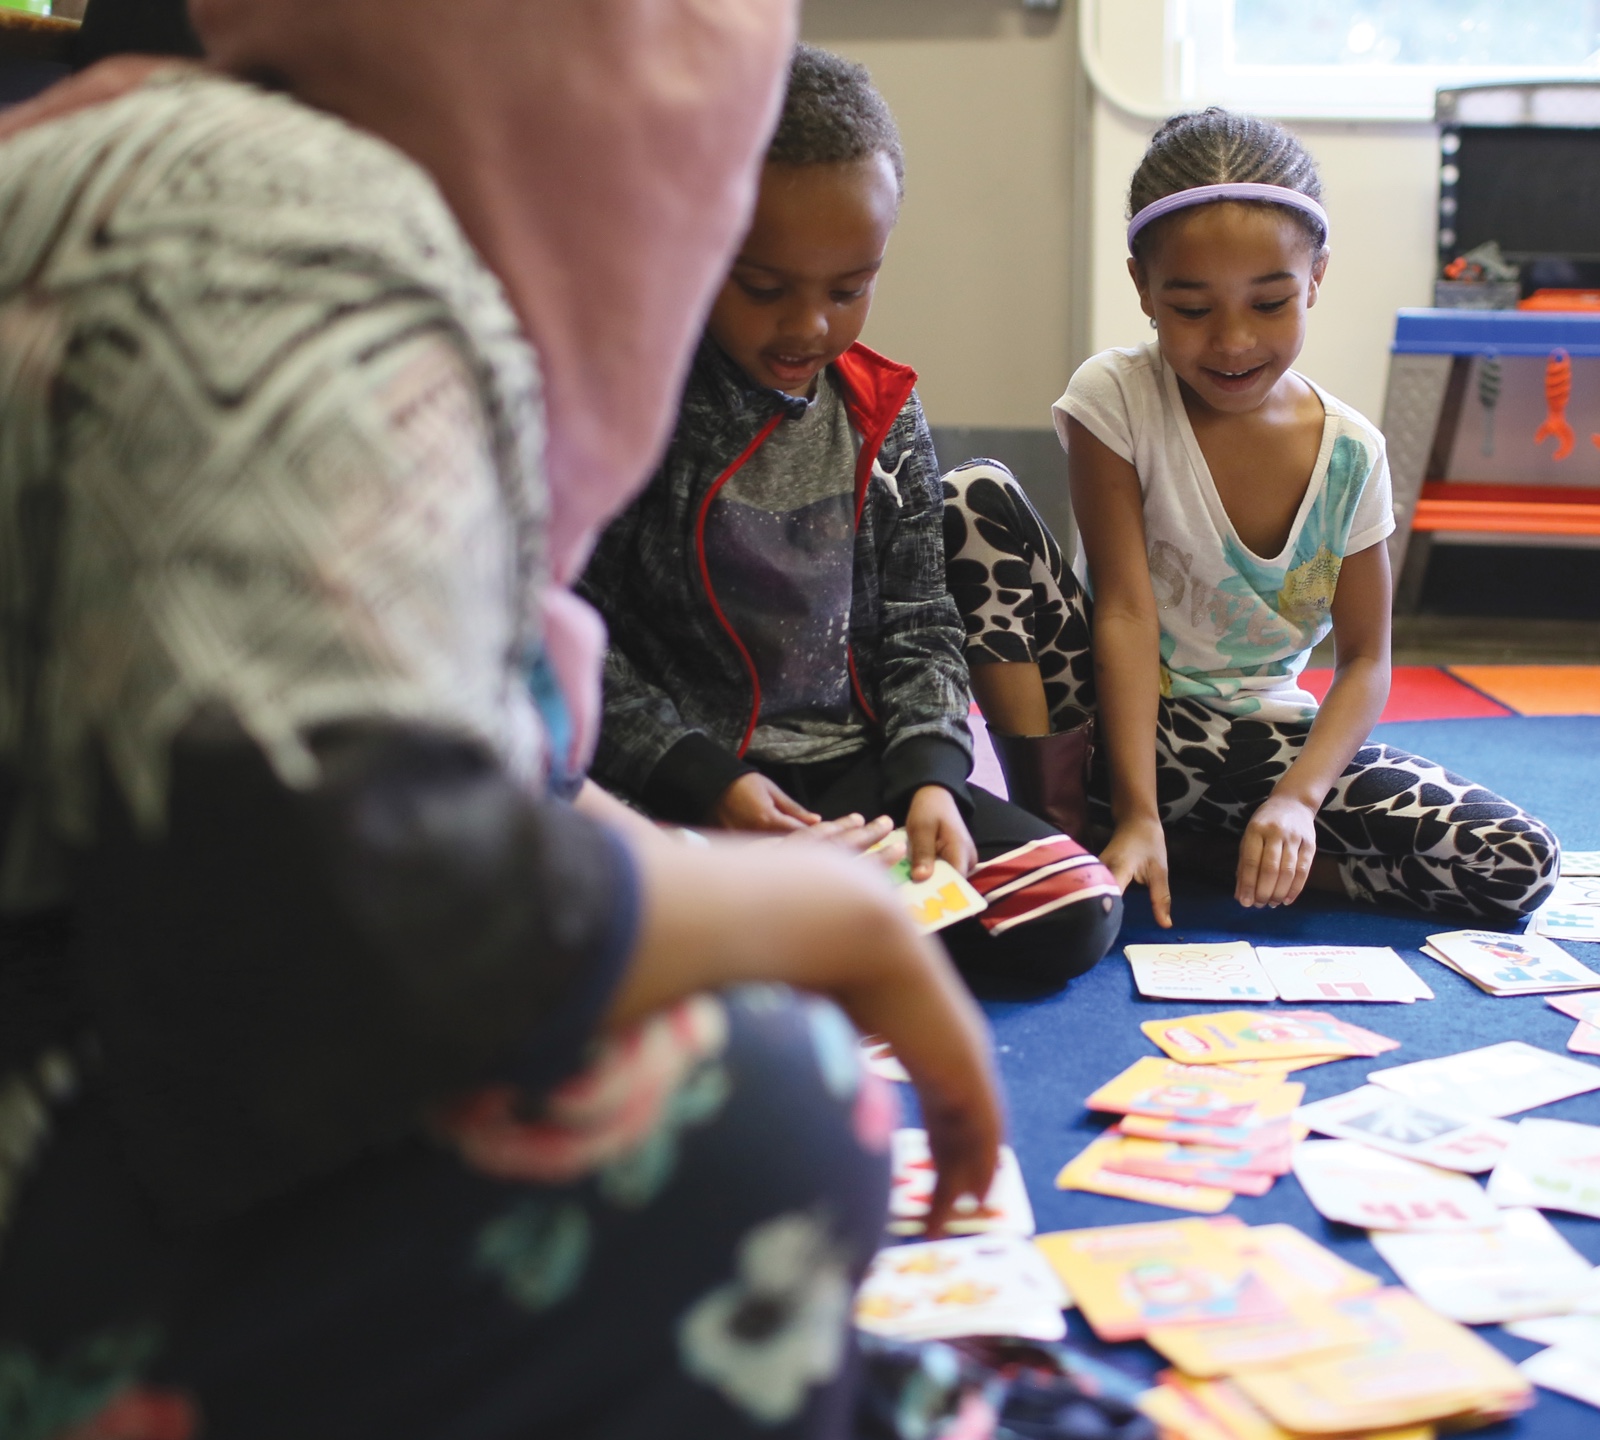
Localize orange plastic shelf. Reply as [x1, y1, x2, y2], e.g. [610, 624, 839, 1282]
[1411, 482, 1600, 536]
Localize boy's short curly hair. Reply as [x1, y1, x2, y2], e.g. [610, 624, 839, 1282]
[768, 43, 905, 196]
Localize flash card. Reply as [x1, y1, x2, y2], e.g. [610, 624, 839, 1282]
[855, 1234, 1068, 1342]
[1292, 1139, 1500, 1231]
[888, 1127, 1035, 1236]
[894, 857, 988, 933]
[1371, 1208, 1597, 1324]
[1124, 942, 1275, 1002]
[1487, 1117, 1600, 1220]
[1368, 1041, 1600, 1118]
[1295, 1084, 1516, 1172]
[1255, 944, 1431, 1004]
[1425, 929, 1600, 995]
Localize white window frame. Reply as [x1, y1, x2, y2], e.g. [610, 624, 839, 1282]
[1083, 0, 1600, 123]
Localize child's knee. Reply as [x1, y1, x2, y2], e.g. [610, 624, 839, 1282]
[943, 890, 1122, 992]
[940, 457, 1020, 511]
[1451, 812, 1560, 919]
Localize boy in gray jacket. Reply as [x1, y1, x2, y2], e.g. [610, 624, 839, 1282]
[580, 45, 1119, 987]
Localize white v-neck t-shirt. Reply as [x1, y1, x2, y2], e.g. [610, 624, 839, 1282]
[1054, 342, 1394, 724]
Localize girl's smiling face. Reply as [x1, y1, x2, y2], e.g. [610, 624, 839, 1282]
[1130, 202, 1328, 417]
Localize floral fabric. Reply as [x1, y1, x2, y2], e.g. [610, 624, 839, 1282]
[0, 989, 893, 1439]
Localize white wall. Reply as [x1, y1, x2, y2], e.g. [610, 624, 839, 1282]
[804, 0, 1442, 430]
[799, 1, 1086, 429]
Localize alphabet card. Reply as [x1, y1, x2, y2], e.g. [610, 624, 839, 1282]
[1255, 945, 1432, 1004]
[1531, 875, 1600, 942]
[1370, 1208, 1597, 1325]
[1295, 1084, 1516, 1173]
[1141, 1010, 1398, 1066]
[1124, 942, 1275, 1002]
[1561, 850, 1600, 876]
[1084, 1056, 1298, 1124]
[855, 1234, 1068, 1342]
[1291, 1139, 1500, 1232]
[1034, 1217, 1282, 1342]
[1486, 1117, 1600, 1219]
[1368, 1041, 1600, 1118]
[887, 1127, 1035, 1237]
[1423, 929, 1600, 996]
[894, 858, 987, 933]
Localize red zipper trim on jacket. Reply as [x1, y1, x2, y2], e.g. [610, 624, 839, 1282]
[833, 345, 918, 727]
[694, 413, 785, 757]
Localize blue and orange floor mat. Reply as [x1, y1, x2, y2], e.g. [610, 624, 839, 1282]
[1301, 664, 1600, 720]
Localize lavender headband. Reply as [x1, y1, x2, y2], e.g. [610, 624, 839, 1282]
[1126, 182, 1330, 253]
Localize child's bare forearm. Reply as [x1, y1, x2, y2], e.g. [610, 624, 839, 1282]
[1093, 607, 1164, 826]
[1272, 652, 1390, 810]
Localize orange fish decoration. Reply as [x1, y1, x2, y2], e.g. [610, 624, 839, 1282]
[1534, 349, 1575, 459]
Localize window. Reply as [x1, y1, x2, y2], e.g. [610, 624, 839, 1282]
[1171, 0, 1600, 120]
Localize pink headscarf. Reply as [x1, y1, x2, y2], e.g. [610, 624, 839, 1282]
[5, 1, 797, 777]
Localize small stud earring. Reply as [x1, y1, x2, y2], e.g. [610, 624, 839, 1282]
[1149, 317, 1158, 330]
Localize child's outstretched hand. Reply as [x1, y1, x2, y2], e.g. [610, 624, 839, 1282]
[1101, 815, 1173, 928]
[712, 773, 820, 833]
[905, 785, 977, 881]
[1237, 794, 1317, 908]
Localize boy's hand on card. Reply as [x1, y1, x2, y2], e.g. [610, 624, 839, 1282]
[711, 773, 820, 834]
[905, 785, 977, 881]
[1102, 814, 1172, 928]
[1237, 794, 1317, 908]
[784, 812, 900, 858]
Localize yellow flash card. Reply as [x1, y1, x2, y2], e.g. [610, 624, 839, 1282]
[895, 857, 987, 933]
[1034, 1218, 1279, 1342]
[1055, 1134, 1235, 1214]
[1146, 1290, 1370, 1378]
[1141, 1011, 1386, 1065]
[1136, 1382, 1234, 1440]
[1227, 1224, 1379, 1300]
[1233, 1287, 1532, 1434]
[1085, 1056, 1301, 1123]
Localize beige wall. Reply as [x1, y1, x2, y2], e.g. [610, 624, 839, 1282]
[800, 0, 1087, 428]
[804, 0, 1443, 430]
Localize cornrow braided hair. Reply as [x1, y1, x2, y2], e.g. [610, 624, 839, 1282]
[768, 43, 905, 196]
[1128, 107, 1325, 260]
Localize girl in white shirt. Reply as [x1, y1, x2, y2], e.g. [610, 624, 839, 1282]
[945, 107, 1557, 927]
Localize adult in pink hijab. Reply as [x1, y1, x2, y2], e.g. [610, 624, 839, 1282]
[0, 4, 998, 1436]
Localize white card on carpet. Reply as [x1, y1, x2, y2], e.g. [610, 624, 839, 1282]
[1254, 944, 1430, 1003]
[1295, 1084, 1515, 1172]
[1506, 1314, 1600, 1365]
[1371, 1208, 1598, 1324]
[1124, 941, 1274, 1002]
[855, 1234, 1068, 1342]
[1292, 1139, 1500, 1231]
[1368, 1041, 1600, 1118]
[888, 1128, 1035, 1236]
[1425, 929, 1600, 995]
[1520, 1346, 1600, 1410]
[1533, 877, 1600, 942]
[1487, 1118, 1600, 1220]
[1561, 850, 1600, 878]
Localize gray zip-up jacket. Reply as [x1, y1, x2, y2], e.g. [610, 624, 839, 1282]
[578, 337, 973, 823]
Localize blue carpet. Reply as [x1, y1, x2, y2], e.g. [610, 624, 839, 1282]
[981, 717, 1600, 1437]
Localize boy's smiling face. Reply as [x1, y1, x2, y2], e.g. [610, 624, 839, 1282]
[708, 154, 900, 396]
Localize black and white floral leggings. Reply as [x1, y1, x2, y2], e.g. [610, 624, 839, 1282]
[942, 461, 1560, 922]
